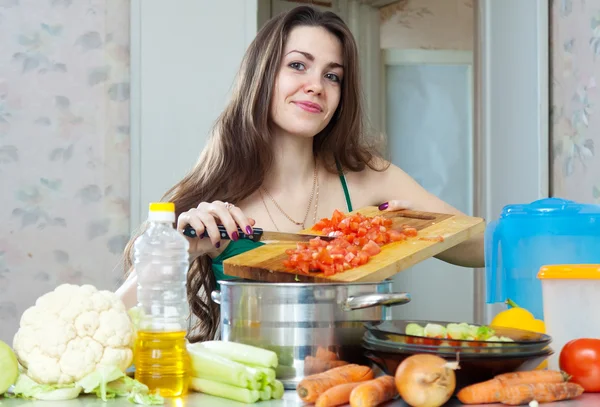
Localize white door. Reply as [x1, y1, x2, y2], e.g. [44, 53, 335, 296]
[383, 50, 476, 323]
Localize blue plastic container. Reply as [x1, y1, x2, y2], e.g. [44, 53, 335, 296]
[485, 198, 600, 320]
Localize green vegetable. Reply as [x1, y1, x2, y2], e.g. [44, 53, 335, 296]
[190, 378, 260, 404]
[446, 323, 469, 340]
[10, 366, 163, 405]
[76, 366, 163, 405]
[405, 323, 424, 337]
[0, 340, 18, 395]
[187, 343, 264, 389]
[76, 365, 125, 400]
[11, 374, 82, 401]
[270, 380, 285, 399]
[475, 325, 495, 340]
[259, 385, 272, 401]
[404, 322, 515, 343]
[198, 341, 278, 368]
[247, 365, 276, 384]
[424, 323, 446, 338]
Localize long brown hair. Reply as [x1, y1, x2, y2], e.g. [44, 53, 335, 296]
[124, 6, 387, 342]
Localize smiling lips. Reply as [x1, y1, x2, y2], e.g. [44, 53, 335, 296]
[294, 101, 322, 113]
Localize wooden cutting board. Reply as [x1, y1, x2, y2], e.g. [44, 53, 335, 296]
[222, 207, 485, 283]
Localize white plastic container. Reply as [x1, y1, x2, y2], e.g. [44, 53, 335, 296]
[537, 264, 600, 370]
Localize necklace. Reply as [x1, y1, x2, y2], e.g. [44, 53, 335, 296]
[261, 162, 319, 230]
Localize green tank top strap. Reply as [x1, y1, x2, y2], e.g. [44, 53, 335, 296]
[335, 159, 353, 212]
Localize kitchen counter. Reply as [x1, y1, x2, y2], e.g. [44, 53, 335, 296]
[1, 391, 599, 406]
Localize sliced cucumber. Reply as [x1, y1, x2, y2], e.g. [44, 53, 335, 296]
[405, 323, 425, 336]
[424, 323, 446, 338]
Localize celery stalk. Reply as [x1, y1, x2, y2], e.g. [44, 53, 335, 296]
[190, 378, 260, 404]
[259, 385, 272, 401]
[270, 380, 284, 399]
[247, 365, 276, 384]
[188, 344, 264, 389]
[199, 341, 278, 368]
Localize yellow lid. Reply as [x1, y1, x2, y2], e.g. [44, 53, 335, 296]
[537, 264, 600, 280]
[149, 202, 175, 212]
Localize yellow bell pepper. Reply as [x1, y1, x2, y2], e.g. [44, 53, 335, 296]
[491, 299, 547, 369]
[491, 299, 546, 334]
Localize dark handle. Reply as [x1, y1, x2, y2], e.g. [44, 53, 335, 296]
[183, 224, 264, 241]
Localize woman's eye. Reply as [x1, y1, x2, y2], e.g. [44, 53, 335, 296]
[289, 62, 305, 71]
[325, 73, 340, 83]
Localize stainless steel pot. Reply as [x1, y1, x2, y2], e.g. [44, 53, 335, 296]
[211, 279, 410, 389]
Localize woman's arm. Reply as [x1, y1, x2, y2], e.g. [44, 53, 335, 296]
[364, 161, 485, 269]
[115, 269, 138, 309]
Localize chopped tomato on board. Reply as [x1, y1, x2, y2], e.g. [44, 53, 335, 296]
[283, 209, 421, 275]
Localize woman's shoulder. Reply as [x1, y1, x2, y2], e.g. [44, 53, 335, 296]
[345, 156, 402, 186]
[344, 157, 425, 206]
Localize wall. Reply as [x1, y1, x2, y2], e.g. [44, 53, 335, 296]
[0, 0, 131, 343]
[0, 0, 261, 344]
[550, 0, 600, 202]
[131, 0, 260, 229]
[380, 0, 473, 50]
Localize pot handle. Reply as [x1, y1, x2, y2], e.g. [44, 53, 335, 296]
[342, 292, 411, 311]
[211, 290, 221, 305]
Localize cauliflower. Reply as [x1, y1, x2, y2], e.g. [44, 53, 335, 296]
[13, 284, 134, 385]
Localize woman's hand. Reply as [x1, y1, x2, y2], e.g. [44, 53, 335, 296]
[176, 201, 255, 259]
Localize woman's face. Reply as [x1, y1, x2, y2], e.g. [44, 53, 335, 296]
[270, 25, 344, 139]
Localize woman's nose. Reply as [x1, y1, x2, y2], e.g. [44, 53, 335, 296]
[303, 75, 323, 95]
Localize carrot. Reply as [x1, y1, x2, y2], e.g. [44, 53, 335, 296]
[457, 370, 570, 404]
[458, 379, 583, 405]
[495, 370, 570, 385]
[316, 346, 339, 361]
[349, 375, 398, 407]
[304, 355, 349, 375]
[457, 378, 509, 404]
[500, 382, 584, 405]
[315, 382, 362, 407]
[297, 364, 374, 403]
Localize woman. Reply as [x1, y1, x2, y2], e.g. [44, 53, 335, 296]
[117, 6, 485, 342]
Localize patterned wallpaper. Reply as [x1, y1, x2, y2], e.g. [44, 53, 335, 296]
[380, 0, 474, 50]
[550, 0, 600, 203]
[0, 0, 130, 343]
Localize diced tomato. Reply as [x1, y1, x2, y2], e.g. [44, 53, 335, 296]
[331, 209, 345, 225]
[362, 240, 382, 256]
[387, 230, 406, 242]
[284, 209, 421, 276]
[419, 236, 444, 242]
[402, 226, 418, 237]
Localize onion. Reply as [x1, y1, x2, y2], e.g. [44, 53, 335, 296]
[394, 353, 460, 407]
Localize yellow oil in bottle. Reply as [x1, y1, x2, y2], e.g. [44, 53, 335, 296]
[134, 330, 191, 397]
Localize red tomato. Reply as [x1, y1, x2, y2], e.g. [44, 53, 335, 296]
[559, 338, 600, 392]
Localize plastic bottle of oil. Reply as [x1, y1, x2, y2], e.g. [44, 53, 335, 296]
[133, 202, 191, 397]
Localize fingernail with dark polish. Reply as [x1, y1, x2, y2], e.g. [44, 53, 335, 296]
[232, 231, 239, 241]
[378, 202, 389, 211]
[215, 241, 221, 249]
[246, 226, 253, 235]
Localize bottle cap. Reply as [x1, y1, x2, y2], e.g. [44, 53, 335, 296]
[148, 202, 175, 222]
